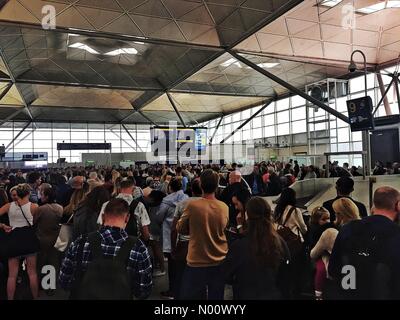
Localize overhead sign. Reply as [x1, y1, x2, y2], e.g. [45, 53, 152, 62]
[346, 96, 375, 131]
[57, 143, 111, 150]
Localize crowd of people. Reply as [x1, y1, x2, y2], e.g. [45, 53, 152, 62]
[0, 160, 399, 300]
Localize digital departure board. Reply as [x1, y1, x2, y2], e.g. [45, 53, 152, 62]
[151, 127, 207, 156]
[346, 96, 374, 131]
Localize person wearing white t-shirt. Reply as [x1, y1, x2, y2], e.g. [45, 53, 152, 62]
[97, 178, 150, 240]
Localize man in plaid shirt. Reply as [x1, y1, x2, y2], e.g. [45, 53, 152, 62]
[59, 198, 152, 299]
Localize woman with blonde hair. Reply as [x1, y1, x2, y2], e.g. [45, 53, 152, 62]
[111, 176, 122, 198]
[111, 170, 120, 185]
[63, 183, 88, 217]
[310, 198, 360, 299]
[0, 184, 40, 299]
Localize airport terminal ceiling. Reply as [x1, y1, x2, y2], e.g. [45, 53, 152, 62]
[0, 0, 399, 127]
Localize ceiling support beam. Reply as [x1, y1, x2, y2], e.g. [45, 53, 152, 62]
[209, 116, 223, 145]
[121, 0, 304, 123]
[220, 99, 274, 144]
[0, 78, 162, 92]
[121, 123, 143, 152]
[137, 110, 157, 127]
[109, 129, 137, 152]
[373, 75, 395, 116]
[228, 50, 350, 124]
[5, 121, 31, 150]
[0, 49, 36, 126]
[166, 92, 186, 127]
[376, 72, 391, 116]
[0, 108, 25, 127]
[0, 20, 223, 52]
[394, 75, 400, 115]
[0, 81, 12, 100]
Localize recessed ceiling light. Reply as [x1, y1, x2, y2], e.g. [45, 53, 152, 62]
[220, 58, 242, 68]
[257, 62, 280, 69]
[105, 48, 138, 56]
[357, 1, 400, 13]
[134, 41, 145, 45]
[387, 0, 400, 8]
[68, 42, 99, 54]
[319, 0, 343, 7]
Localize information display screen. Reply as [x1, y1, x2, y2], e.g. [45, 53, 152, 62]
[346, 96, 375, 131]
[151, 127, 207, 156]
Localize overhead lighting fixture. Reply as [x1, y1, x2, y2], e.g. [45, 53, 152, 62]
[319, 0, 343, 7]
[134, 41, 145, 45]
[388, 0, 400, 7]
[68, 33, 80, 37]
[105, 48, 138, 56]
[257, 62, 280, 69]
[220, 58, 242, 68]
[357, 2, 386, 13]
[68, 42, 99, 54]
[357, 0, 400, 13]
[245, 62, 280, 70]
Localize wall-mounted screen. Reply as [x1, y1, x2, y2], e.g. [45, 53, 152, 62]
[151, 127, 207, 156]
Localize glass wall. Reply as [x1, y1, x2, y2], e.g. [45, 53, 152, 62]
[0, 123, 151, 164]
[202, 68, 399, 166]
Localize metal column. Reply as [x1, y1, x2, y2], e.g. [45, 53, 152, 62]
[376, 72, 392, 115]
[373, 75, 395, 116]
[167, 92, 186, 128]
[122, 123, 143, 152]
[209, 116, 223, 145]
[5, 121, 31, 150]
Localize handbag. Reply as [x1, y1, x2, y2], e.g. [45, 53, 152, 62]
[54, 214, 74, 252]
[3, 203, 40, 259]
[277, 207, 303, 258]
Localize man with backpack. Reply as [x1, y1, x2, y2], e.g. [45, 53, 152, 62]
[328, 186, 400, 299]
[59, 198, 152, 300]
[97, 178, 150, 241]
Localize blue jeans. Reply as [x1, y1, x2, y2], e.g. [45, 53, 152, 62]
[180, 264, 225, 300]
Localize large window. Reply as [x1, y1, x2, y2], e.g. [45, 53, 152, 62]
[1, 123, 151, 164]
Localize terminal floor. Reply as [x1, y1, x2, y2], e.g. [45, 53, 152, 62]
[22, 264, 234, 300]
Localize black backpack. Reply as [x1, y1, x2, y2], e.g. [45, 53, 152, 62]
[125, 199, 140, 238]
[74, 232, 136, 300]
[338, 220, 397, 300]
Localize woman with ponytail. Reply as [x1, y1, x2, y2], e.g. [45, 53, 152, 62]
[222, 197, 291, 299]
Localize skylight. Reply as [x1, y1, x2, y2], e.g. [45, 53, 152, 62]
[105, 48, 138, 56]
[68, 42, 99, 54]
